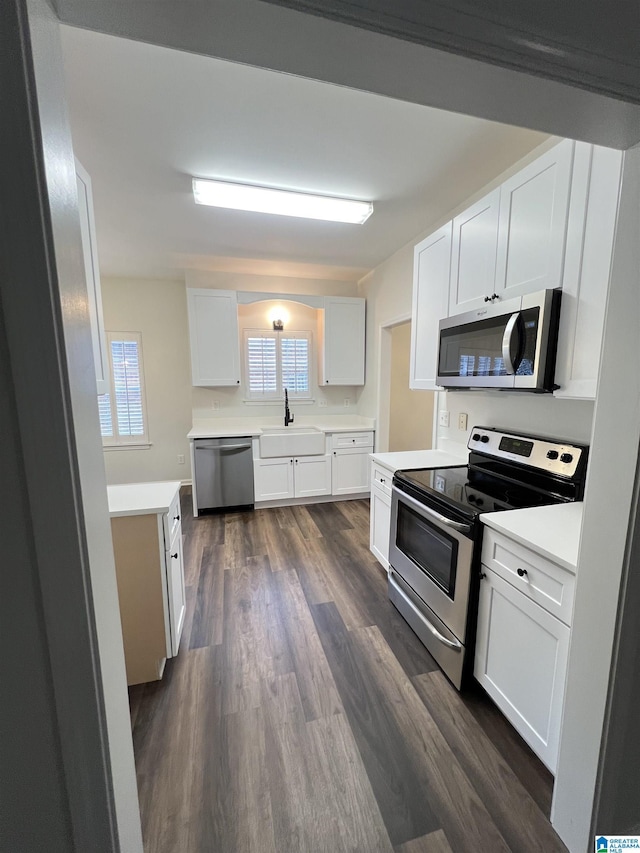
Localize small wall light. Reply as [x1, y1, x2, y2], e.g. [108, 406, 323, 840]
[272, 318, 284, 331]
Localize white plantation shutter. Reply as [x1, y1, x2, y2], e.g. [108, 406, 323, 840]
[247, 333, 278, 397]
[244, 329, 312, 400]
[99, 332, 149, 445]
[281, 335, 310, 396]
[98, 394, 113, 436]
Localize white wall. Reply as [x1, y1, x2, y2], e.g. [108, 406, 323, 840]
[101, 277, 192, 485]
[437, 392, 595, 455]
[389, 322, 434, 451]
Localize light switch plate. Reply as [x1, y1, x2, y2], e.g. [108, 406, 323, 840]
[438, 410, 450, 427]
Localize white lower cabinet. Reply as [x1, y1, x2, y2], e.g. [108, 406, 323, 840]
[294, 456, 332, 498]
[166, 523, 186, 657]
[332, 448, 371, 495]
[110, 487, 186, 686]
[369, 463, 393, 571]
[475, 530, 572, 773]
[330, 432, 374, 496]
[254, 455, 331, 502]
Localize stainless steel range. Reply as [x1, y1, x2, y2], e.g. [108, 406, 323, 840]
[388, 426, 588, 689]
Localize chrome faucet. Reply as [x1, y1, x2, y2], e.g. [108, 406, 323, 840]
[284, 388, 294, 426]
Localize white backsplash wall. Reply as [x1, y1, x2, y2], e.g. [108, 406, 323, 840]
[436, 391, 595, 454]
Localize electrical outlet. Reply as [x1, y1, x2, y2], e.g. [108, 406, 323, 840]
[458, 412, 468, 431]
[438, 410, 450, 427]
[177, 454, 185, 464]
[318, 399, 327, 408]
[344, 398, 350, 407]
[212, 400, 220, 411]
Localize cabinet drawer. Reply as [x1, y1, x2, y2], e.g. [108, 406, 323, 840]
[163, 490, 182, 546]
[332, 431, 374, 449]
[371, 463, 392, 497]
[481, 529, 575, 625]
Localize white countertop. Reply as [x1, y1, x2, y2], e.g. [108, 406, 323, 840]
[107, 481, 181, 518]
[188, 415, 376, 440]
[370, 448, 468, 473]
[480, 502, 584, 572]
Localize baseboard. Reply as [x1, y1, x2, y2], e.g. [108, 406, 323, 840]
[254, 492, 369, 510]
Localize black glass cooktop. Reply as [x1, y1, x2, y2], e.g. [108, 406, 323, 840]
[394, 465, 568, 521]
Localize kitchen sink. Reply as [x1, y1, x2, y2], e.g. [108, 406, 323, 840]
[259, 426, 325, 458]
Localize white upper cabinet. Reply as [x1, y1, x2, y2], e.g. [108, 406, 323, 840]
[409, 138, 619, 401]
[449, 189, 500, 315]
[554, 143, 623, 400]
[75, 159, 109, 395]
[186, 288, 241, 386]
[409, 222, 452, 390]
[319, 296, 365, 386]
[496, 139, 574, 300]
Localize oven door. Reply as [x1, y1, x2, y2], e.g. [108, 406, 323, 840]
[389, 485, 475, 643]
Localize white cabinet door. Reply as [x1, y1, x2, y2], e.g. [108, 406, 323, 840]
[294, 455, 332, 498]
[554, 144, 623, 400]
[320, 296, 365, 386]
[370, 484, 391, 569]
[186, 288, 241, 386]
[254, 457, 295, 501]
[474, 568, 570, 773]
[166, 523, 186, 657]
[496, 139, 574, 300]
[449, 189, 500, 315]
[332, 448, 371, 495]
[75, 160, 109, 395]
[409, 223, 452, 390]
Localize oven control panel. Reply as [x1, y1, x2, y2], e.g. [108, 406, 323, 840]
[467, 427, 586, 478]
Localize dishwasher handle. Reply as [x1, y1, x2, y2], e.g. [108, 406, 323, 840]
[196, 442, 252, 451]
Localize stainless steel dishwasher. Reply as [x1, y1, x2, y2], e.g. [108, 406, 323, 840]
[193, 437, 254, 515]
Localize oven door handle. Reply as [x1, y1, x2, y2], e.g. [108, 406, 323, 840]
[393, 486, 472, 535]
[389, 570, 462, 651]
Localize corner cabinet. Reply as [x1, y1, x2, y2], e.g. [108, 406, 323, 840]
[319, 296, 365, 386]
[186, 288, 241, 386]
[109, 484, 186, 686]
[409, 223, 452, 390]
[75, 159, 109, 395]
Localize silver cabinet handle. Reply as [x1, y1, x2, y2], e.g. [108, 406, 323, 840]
[501, 312, 521, 375]
[393, 486, 472, 535]
[389, 570, 462, 651]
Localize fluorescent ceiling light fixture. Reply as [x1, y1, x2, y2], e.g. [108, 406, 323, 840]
[192, 179, 373, 224]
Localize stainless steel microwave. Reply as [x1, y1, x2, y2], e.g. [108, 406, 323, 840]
[436, 289, 561, 392]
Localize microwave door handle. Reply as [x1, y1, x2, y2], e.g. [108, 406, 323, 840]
[502, 312, 521, 375]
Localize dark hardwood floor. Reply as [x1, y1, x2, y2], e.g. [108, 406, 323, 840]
[129, 491, 567, 853]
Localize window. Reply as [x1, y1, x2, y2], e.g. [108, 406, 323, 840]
[245, 329, 311, 400]
[98, 331, 149, 446]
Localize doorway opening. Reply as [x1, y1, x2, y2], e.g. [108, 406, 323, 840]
[377, 316, 435, 453]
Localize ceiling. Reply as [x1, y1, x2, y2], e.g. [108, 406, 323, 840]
[262, 0, 640, 104]
[60, 25, 548, 281]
